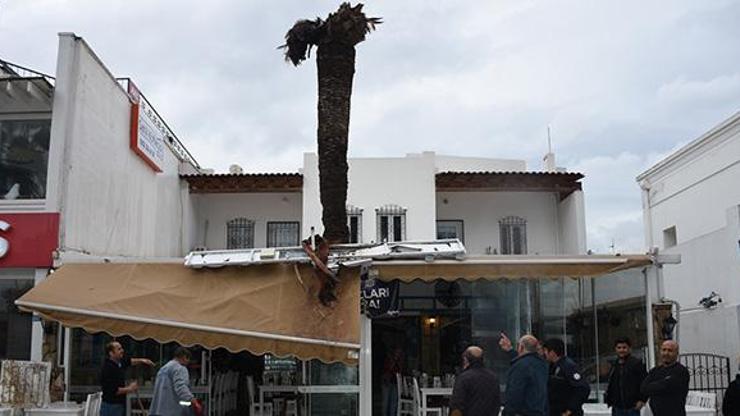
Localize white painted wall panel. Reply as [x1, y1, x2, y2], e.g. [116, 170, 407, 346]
[53, 34, 187, 257]
[194, 192, 302, 250]
[435, 191, 560, 255]
[302, 152, 437, 242]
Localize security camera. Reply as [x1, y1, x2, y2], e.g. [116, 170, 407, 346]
[699, 291, 722, 309]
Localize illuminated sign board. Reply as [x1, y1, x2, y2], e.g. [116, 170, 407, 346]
[128, 81, 166, 173]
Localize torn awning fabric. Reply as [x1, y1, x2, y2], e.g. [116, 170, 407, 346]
[16, 263, 360, 365]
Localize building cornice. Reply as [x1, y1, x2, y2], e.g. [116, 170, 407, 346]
[637, 111, 740, 183]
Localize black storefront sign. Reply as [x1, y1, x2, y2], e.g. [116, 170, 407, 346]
[361, 278, 400, 318]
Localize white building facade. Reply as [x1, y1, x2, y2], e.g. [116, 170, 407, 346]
[638, 111, 740, 372]
[188, 151, 586, 257]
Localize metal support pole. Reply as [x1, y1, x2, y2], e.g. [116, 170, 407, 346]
[591, 278, 601, 402]
[63, 326, 71, 402]
[644, 268, 656, 369]
[359, 314, 372, 416]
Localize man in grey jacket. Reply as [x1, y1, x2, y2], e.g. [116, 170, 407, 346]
[150, 347, 200, 416]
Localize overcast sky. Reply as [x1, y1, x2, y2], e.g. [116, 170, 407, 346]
[1, 0, 739, 253]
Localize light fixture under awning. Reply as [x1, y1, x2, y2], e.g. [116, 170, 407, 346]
[373, 255, 653, 282]
[16, 263, 360, 364]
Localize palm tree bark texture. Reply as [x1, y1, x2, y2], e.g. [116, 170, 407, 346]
[282, 3, 380, 305]
[282, 2, 380, 244]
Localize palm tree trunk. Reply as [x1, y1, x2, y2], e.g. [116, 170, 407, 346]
[316, 42, 355, 244]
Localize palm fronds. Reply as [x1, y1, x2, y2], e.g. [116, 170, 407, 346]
[280, 3, 381, 66]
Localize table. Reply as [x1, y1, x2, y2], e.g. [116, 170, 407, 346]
[24, 402, 84, 416]
[258, 385, 360, 415]
[419, 387, 453, 414]
[582, 403, 716, 416]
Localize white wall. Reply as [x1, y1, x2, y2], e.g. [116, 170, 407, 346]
[428, 152, 527, 172]
[640, 112, 740, 372]
[48, 33, 191, 257]
[435, 191, 561, 255]
[193, 192, 302, 250]
[558, 191, 587, 254]
[302, 152, 437, 242]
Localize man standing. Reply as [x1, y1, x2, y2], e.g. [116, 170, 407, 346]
[500, 335, 549, 416]
[640, 340, 690, 416]
[605, 338, 647, 416]
[449, 346, 501, 416]
[100, 341, 154, 416]
[722, 360, 740, 416]
[542, 338, 590, 416]
[150, 347, 201, 416]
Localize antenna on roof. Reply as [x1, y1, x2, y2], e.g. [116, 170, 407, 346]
[543, 125, 556, 172]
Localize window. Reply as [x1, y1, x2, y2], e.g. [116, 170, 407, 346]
[663, 226, 677, 248]
[436, 220, 464, 243]
[347, 205, 363, 244]
[267, 222, 300, 247]
[226, 218, 255, 249]
[0, 278, 33, 360]
[376, 204, 406, 242]
[0, 119, 52, 200]
[500, 216, 527, 254]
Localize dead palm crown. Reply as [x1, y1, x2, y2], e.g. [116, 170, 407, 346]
[281, 3, 380, 305]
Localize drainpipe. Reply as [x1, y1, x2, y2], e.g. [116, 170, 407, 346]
[643, 268, 656, 369]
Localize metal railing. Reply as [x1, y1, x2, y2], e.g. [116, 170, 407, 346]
[679, 353, 731, 411]
[0, 58, 55, 85]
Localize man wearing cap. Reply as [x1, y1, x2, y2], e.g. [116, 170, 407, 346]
[542, 338, 590, 416]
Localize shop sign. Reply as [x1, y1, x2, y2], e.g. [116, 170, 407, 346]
[128, 81, 166, 173]
[362, 278, 399, 318]
[0, 213, 59, 267]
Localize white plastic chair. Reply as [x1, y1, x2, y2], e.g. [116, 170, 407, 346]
[83, 392, 102, 416]
[246, 375, 261, 416]
[411, 377, 442, 416]
[396, 373, 414, 416]
[686, 391, 717, 409]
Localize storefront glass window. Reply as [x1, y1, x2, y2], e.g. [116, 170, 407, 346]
[0, 119, 51, 200]
[0, 278, 33, 360]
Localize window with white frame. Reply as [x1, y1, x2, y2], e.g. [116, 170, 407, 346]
[376, 204, 406, 242]
[347, 205, 363, 244]
[436, 220, 464, 243]
[226, 218, 255, 249]
[267, 221, 300, 248]
[499, 216, 527, 254]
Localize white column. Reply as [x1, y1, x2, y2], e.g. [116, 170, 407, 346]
[63, 326, 71, 402]
[30, 269, 49, 362]
[359, 315, 372, 416]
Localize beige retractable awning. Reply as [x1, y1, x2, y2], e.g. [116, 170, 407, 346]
[16, 263, 360, 364]
[374, 255, 652, 282]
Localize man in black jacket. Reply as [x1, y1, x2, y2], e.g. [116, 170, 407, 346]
[449, 346, 501, 416]
[640, 340, 690, 416]
[543, 338, 590, 416]
[605, 337, 647, 416]
[500, 334, 548, 416]
[723, 364, 740, 416]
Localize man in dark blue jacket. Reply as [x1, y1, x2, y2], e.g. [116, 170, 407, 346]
[501, 334, 549, 416]
[543, 338, 591, 416]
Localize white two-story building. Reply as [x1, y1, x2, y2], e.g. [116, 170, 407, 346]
[638, 111, 740, 376]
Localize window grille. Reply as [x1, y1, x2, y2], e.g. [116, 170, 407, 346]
[267, 222, 300, 248]
[347, 205, 363, 244]
[226, 218, 255, 249]
[376, 204, 406, 242]
[499, 216, 527, 254]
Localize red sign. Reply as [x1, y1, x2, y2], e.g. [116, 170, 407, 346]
[0, 213, 59, 268]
